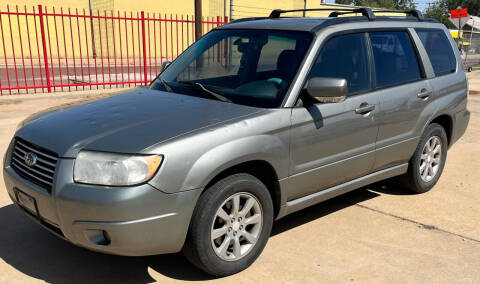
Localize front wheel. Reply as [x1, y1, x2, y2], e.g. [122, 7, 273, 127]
[401, 123, 448, 193]
[183, 173, 273, 276]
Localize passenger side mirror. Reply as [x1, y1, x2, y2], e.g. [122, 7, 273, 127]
[161, 61, 171, 72]
[304, 77, 348, 103]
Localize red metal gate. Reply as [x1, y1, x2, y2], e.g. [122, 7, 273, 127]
[0, 5, 228, 95]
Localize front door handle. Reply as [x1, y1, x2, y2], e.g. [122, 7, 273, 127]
[417, 89, 432, 99]
[355, 103, 375, 115]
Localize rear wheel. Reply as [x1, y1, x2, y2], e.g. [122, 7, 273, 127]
[401, 123, 448, 193]
[183, 173, 273, 276]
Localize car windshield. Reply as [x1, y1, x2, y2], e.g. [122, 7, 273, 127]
[150, 29, 313, 108]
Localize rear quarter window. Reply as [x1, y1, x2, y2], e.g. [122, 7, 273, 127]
[415, 29, 457, 76]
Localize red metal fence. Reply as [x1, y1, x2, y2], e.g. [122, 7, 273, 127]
[0, 5, 228, 95]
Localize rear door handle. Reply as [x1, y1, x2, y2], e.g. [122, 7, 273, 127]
[355, 103, 375, 115]
[417, 89, 432, 99]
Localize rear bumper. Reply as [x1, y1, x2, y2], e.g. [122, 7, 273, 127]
[3, 146, 202, 256]
[451, 108, 470, 146]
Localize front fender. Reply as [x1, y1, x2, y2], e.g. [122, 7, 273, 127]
[147, 108, 292, 194]
[182, 135, 289, 191]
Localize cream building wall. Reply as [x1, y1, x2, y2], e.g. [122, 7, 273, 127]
[3, 0, 355, 18]
[0, 1, 372, 59]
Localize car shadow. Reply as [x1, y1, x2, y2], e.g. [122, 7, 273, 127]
[0, 182, 408, 283]
[0, 204, 214, 283]
[367, 178, 414, 196]
[271, 187, 380, 236]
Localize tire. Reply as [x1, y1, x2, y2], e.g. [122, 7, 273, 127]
[183, 173, 274, 276]
[401, 123, 448, 193]
[468, 67, 473, 72]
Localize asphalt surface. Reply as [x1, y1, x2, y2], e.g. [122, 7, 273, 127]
[0, 74, 479, 283]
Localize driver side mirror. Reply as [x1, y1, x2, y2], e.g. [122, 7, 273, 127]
[161, 61, 171, 72]
[304, 77, 348, 103]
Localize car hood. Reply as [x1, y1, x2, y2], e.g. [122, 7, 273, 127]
[15, 88, 262, 157]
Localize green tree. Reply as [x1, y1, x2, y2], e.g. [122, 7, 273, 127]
[424, 3, 455, 28]
[395, 0, 416, 10]
[441, 0, 479, 16]
[424, 0, 479, 28]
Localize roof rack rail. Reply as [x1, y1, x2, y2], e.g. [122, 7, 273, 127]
[269, 8, 425, 22]
[269, 8, 375, 21]
[328, 8, 376, 20]
[370, 9, 424, 21]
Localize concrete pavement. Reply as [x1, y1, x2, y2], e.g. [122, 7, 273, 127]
[469, 70, 480, 94]
[0, 78, 479, 283]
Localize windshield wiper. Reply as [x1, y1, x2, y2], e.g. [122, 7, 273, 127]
[160, 78, 174, 93]
[178, 81, 232, 103]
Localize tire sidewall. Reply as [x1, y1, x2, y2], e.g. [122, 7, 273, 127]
[188, 174, 274, 276]
[409, 123, 448, 193]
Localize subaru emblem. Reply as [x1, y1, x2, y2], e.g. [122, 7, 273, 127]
[24, 152, 37, 167]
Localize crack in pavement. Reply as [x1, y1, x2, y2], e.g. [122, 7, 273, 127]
[355, 203, 480, 244]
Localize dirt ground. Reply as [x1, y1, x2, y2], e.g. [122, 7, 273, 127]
[0, 75, 479, 283]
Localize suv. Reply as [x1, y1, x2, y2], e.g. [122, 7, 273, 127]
[2, 8, 470, 276]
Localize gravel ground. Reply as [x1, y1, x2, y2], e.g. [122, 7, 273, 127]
[0, 75, 479, 283]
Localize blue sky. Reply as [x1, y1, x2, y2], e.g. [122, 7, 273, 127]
[414, 0, 434, 11]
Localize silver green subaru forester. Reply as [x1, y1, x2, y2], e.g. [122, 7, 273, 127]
[3, 8, 470, 276]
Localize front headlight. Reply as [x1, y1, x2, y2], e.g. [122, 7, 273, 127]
[74, 151, 163, 186]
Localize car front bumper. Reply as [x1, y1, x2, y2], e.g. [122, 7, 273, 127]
[3, 142, 202, 256]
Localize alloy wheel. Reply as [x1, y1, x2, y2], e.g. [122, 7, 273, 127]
[210, 192, 263, 261]
[419, 136, 442, 182]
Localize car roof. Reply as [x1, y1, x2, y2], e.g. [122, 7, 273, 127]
[217, 16, 438, 33]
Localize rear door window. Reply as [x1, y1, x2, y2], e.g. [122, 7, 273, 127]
[369, 31, 422, 88]
[415, 29, 457, 76]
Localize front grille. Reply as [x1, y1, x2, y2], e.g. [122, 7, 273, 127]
[10, 138, 58, 193]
